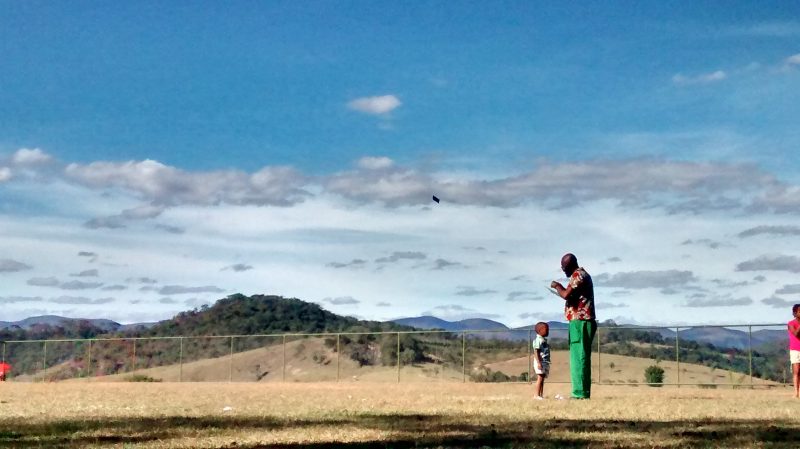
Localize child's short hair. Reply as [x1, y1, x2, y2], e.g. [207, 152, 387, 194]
[793, 304, 800, 315]
[535, 321, 548, 335]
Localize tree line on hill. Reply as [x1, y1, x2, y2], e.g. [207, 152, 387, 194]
[0, 294, 790, 384]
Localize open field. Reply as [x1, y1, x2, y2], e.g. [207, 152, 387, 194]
[0, 382, 798, 448]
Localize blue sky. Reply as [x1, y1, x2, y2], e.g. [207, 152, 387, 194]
[1, 2, 799, 326]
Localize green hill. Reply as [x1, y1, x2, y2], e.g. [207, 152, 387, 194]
[144, 293, 402, 336]
[3, 294, 413, 380]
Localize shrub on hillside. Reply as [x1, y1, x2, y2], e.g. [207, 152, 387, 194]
[125, 374, 162, 382]
[644, 365, 665, 387]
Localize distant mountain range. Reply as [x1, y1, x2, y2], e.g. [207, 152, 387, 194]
[391, 316, 786, 350]
[0, 315, 156, 333]
[392, 316, 569, 340]
[1, 311, 786, 351]
[650, 326, 785, 351]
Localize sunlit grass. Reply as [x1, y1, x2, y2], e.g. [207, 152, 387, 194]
[1, 382, 798, 448]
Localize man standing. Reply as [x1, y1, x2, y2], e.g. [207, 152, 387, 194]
[550, 253, 596, 399]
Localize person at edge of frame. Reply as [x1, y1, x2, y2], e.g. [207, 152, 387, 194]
[788, 304, 800, 398]
[550, 253, 597, 399]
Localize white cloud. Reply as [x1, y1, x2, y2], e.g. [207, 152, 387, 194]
[323, 296, 360, 305]
[127, 277, 158, 284]
[84, 216, 126, 229]
[506, 291, 544, 302]
[786, 53, 800, 66]
[455, 286, 497, 296]
[222, 263, 253, 272]
[325, 158, 776, 210]
[357, 157, 394, 170]
[59, 280, 103, 290]
[27, 277, 60, 287]
[762, 296, 795, 308]
[0, 167, 11, 182]
[0, 296, 43, 304]
[736, 254, 800, 273]
[375, 251, 427, 263]
[684, 296, 752, 308]
[432, 259, 463, 270]
[64, 160, 310, 208]
[50, 296, 114, 305]
[122, 204, 166, 220]
[158, 285, 225, 295]
[776, 284, 800, 295]
[672, 70, 727, 85]
[347, 95, 401, 115]
[6, 152, 800, 326]
[25, 277, 103, 290]
[738, 225, 800, 238]
[11, 148, 53, 166]
[595, 270, 697, 289]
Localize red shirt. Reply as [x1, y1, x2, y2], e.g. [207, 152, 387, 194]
[789, 320, 800, 351]
[564, 267, 596, 321]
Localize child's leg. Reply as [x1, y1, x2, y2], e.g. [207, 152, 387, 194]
[793, 363, 800, 398]
[535, 375, 544, 398]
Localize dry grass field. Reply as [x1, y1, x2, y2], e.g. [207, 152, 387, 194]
[486, 350, 780, 386]
[1, 382, 798, 448]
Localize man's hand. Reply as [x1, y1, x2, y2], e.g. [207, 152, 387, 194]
[550, 281, 562, 290]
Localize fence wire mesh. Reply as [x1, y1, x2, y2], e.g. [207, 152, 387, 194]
[0, 324, 791, 388]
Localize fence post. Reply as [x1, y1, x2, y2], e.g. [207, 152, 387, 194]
[748, 325, 753, 389]
[336, 334, 340, 382]
[87, 339, 92, 379]
[597, 326, 601, 384]
[179, 337, 184, 382]
[42, 341, 47, 382]
[229, 336, 234, 382]
[132, 339, 137, 374]
[462, 332, 466, 383]
[527, 329, 532, 384]
[675, 328, 680, 388]
[282, 334, 286, 382]
[396, 332, 401, 383]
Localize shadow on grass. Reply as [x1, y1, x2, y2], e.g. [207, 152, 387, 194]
[2, 413, 799, 448]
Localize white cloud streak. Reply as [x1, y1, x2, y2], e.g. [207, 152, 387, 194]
[347, 95, 401, 115]
[2, 149, 796, 217]
[672, 71, 727, 85]
[158, 285, 225, 295]
[0, 259, 32, 272]
[736, 254, 800, 273]
[11, 148, 53, 166]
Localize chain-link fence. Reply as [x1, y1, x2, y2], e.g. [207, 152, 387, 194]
[0, 324, 790, 387]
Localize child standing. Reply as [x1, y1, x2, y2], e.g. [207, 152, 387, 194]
[532, 322, 551, 400]
[788, 304, 800, 398]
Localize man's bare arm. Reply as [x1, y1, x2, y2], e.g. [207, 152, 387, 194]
[550, 281, 573, 300]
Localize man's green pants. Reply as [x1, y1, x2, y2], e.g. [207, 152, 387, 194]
[569, 319, 597, 399]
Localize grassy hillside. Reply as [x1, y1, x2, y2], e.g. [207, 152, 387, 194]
[3, 294, 414, 379]
[20, 336, 778, 388]
[3, 295, 790, 385]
